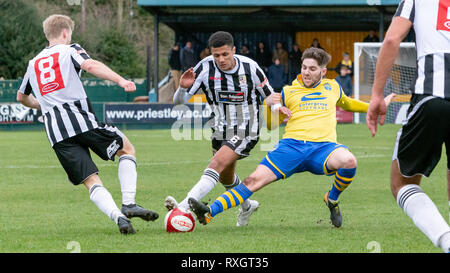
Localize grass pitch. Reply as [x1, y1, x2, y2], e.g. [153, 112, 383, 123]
[0, 124, 448, 253]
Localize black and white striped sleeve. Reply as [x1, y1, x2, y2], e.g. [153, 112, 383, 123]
[69, 43, 91, 69]
[394, 0, 415, 23]
[253, 64, 274, 99]
[187, 61, 206, 96]
[18, 68, 32, 96]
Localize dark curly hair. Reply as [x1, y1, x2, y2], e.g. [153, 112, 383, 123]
[208, 31, 234, 49]
[301, 47, 331, 67]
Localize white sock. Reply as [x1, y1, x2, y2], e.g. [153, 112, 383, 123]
[89, 184, 124, 224]
[224, 174, 251, 211]
[118, 155, 137, 206]
[397, 184, 450, 249]
[438, 231, 450, 253]
[179, 168, 219, 209]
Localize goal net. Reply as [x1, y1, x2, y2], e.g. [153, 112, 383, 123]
[353, 42, 416, 124]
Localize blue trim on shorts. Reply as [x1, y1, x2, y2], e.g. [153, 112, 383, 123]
[259, 138, 348, 180]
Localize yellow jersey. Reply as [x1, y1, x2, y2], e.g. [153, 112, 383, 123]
[280, 75, 368, 143]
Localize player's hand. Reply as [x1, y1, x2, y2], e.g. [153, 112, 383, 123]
[384, 93, 396, 108]
[279, 106, 292, 119]
[119, 79, 136, 93]
[265, 93, 282, 107]
[179, 67, 195, 89]
[366, 95, 388, 137]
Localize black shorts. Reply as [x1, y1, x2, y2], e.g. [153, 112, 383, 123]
[52, 125, 124, 185]
[393, 94, 450, 177]
[212, 136, 258, 159]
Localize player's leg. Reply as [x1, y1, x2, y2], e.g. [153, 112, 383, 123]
[176, 145, 240, 210]
[391, 95, 450, 252]
[53, 138, 134, 234]
[189, 138, 300, 225]
[219, 159, 259, 226]
[189, 164, 277, 225]
[324, 147, 357, 203]
[83, 174, 135, 234]
[392, 160, 450, 252]
[84, 126, 158, 221]
[116, 135, 159, 221]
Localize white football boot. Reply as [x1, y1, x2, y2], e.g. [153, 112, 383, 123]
[236, 199, 259, 227]
[164, 196, 179, 211]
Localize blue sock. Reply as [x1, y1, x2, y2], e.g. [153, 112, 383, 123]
[328, 167, 356, 201]
[209, 183, 253, 217]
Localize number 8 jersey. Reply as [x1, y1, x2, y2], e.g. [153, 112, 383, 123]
[19, 43, 99, 146]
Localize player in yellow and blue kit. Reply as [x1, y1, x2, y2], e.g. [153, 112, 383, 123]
[189, 47, 394, 228]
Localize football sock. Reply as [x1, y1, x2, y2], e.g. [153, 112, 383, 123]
[179, 168, 220, 209]
[328, 167, 356, 201]
[397, 184, 450, 250]
[209, 183, 253, 217]
[223, 174, 241, 190]
[89, 184, 124, 224]
[118, 155, 137, 205]
[223, 174, 251, 211]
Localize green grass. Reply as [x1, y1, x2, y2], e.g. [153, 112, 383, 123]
[0, 124, 448, 253]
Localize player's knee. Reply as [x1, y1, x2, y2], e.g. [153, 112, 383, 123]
[207, 159, 227, 174]
[342, 154, 357, 169]
[117, 139, 136, 158]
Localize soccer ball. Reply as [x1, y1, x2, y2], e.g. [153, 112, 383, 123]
[164, 207, 195, 233]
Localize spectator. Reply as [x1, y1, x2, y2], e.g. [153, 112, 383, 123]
[239, 44, 252, 58]
[363, 30, 380, 42]
[288, 43, 302, 82]
[255, 41, 272, 73]
[168, 43, 182, 89]
[335, 65, 353, 97]
[200, 47, 211, 60]
[180, 41, 198, 72]
[268, 58, 287, 93]
[273, 41, 289, 72]
[335, 52, 353, 76]
[311, 38, 324, 50]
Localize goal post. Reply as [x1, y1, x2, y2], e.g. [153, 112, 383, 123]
[353, 42, 416, 124]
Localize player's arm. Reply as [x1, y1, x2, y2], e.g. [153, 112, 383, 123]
[173, 62, 206, 105]
[17, 92, 40, 110]
[16, 70, 41, 111]
[337, 94, 369, 113]
[338, 93, 395, 113]
[367, 11, 412, 136]
[81, 59, 136, 92]
[263, 89, 291, 130]
[69, 44, 136, 92]
[253, 64, 291, 119]
[173, 67, 195, 105]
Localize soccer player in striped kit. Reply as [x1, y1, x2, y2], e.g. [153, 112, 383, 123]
[367, 0, 450, 252]
[16, 14, 158, 234]
[165, 31, 290, 226]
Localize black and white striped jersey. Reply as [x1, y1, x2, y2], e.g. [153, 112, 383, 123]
[18, 43, 98, 146]
[186, 54, 274, 140]
[395, 0, 450, 99]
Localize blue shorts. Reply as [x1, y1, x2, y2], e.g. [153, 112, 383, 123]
[260, 138, 348, 180]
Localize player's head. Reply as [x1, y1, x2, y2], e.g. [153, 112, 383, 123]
[301, 47, 331, 88]
[208, 31, 236, 71]
[43, 14, 74, 44]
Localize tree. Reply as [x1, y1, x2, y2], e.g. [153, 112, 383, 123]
[0, 0, 46, 79]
